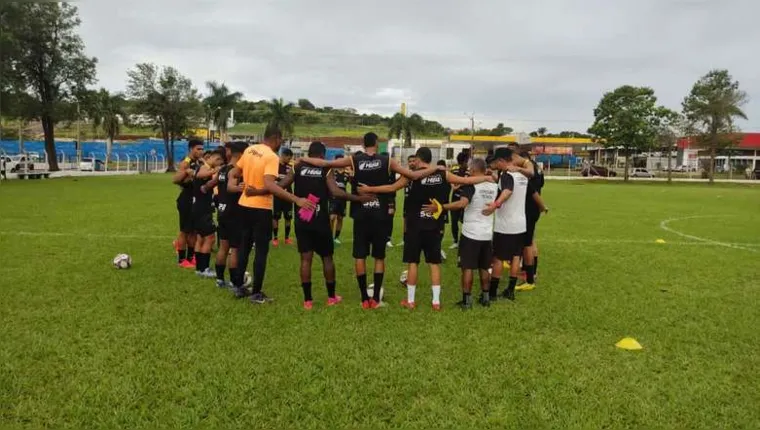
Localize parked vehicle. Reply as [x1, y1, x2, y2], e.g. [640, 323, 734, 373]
[5, 154, 49, 173]
[751, 165, 760, 180]
[631, 168, 655, 178]
[581, 165, 617, 177]
[80, 158, 105, 171]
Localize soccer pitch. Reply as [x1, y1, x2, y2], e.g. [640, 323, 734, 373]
[1, 176, 759, 429]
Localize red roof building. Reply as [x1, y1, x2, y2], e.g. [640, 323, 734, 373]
[677, 133, 760, 150]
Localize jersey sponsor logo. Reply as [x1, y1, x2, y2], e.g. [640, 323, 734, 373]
[421, 174, 443, 185]
[300, 167, 323, 177]
[363, 198, 381, 208]
[358, 159, 382, 171]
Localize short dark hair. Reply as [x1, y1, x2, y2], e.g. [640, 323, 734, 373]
[407, 155, 417, 161]
[437, 160, 447, 167]
[493, 147, 513, 161]
[281, 148, 293, 157]
[416, 147, 432, 163]
[519, 150, 531, 158]
[210, 148, 226, 163]
[264, 123, 283, 140]
[230, 141, 247, 155]
[456, 151, 469, 165]
[203, 150, 212, 157]
[308, 141, 326, 157]
[470, 158, 487, 173]
[188, 139, 203, 149]
[363, 132, 378, 148]
[507, 142, 519, 150]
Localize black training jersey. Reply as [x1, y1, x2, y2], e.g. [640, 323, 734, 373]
[333, 171, 349, 191]
[451, 164, 469, 200]
[177, 157, 200, 203]
[216, 164, 241, 216]
[278, 163, 293, 192]
[192, 163, 214, 213]
[406, 170, 449, 231]
[351, 152, 391, 220]
[525, 159, 544, 216]
[293, 162, 330, 231]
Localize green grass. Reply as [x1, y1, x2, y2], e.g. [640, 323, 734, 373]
[1, 176, 759, 429]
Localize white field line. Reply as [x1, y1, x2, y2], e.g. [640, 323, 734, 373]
[659, 216, 758, 253]
[1, 230, 758, 248]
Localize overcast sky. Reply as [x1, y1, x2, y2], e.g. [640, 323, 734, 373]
[77, 0, 759, 132]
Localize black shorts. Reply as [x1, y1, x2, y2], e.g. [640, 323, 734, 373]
[177, 200, 193, 234]
[329, 199, 346, 217]
[525, 214, 540, 246]
[296, 227, 334, 257]
[353, 218, 388, 259]
[403, 229, 442, 264]
[273, 199, 293, 220]
[457, 235, 492, 270]
[218, 210, 241, 248]
[192, 210, 216, 237]
[493, 232, 525, 261]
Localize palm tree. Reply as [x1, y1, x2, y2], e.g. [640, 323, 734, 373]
[263, 98, 295, 137]
[388, 112, 424, 148]
[89, 88, 129, 158]
[537, 127, 548, 136]
[682, 69, 748, 183]
[203, 81, 242, 141]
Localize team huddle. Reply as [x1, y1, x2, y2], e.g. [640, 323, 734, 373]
[172, 126, 547, 310]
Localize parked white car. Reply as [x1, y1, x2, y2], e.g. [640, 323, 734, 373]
[4, 154, 48, 172]
[631, 168, 655, 178]
[80, 158, 105, 171]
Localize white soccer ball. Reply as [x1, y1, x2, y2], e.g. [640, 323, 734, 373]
[399, 270, 408, 284]
[366, 283, 384, 301]
[112, 253, 132, 269]
[243, 271, 252, 287]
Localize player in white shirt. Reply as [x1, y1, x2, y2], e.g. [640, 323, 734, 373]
[483, 148, 530, 301]
[436, 158, 499, 309]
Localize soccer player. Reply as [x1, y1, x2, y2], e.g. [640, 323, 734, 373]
[301, 132, 440, 309]
[272, 148, 295, 246]
[278, 142, 374, 309]
[518, 148, 548, 291]
[436, 159, 451, 261]
[483, 148, 530, 301]
[399, 154, 418, 246]
[329, 154, 349, 244]
[234, 125, 315, 304]
[191, 148, 226, 277]
[213, 141, 247, 288]
[432, 158, 497, 309]
[359, 147, 493, 310]
[449, 151, 470, 250]
[171, 139, 204, 268]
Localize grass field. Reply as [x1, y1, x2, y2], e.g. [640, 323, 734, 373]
[1, 176, 759, 429]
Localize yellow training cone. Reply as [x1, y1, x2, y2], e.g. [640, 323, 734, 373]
[655, 239, 666, 244]
[615, 337, 643, 351]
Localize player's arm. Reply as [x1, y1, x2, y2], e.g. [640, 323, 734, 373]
[445, 171, 494, 185]
[427, 195, 469, 213]
[532, 191, 549, 213]
[390, 159, 439, 181]
[172, 159, 192, 184]
[257, 156, 314, 209]
[299, 155, 352, 169]
[196, 164, 216, 180]
[508, 156, 535, 178]
[358, 176, 409, 194]
[201, 169, 220, 193]
[327, 170, 374, 202]
[278, 169, 296, 190]
[227, 167, 245, 194]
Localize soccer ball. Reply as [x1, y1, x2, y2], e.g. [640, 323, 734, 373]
[243, 271, 252, 287]
[399, 270, 408, 285]
[112, 253, 132, 269]
[366, 283, 384, 301]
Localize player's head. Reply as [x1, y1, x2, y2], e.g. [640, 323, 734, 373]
[469, 157, 487, 175]
[264, 123, 284, 151]
[203, 150, 213, 162]
[437, 159, 447, 167]
[415, 147, 433, 165]
[507, 142, 519, 151]
[308, 141, 326, 159]
[456, 151, 469, 166]
[363, 132, 378, 148]
[188, 139, 204, 160]
[207, 148, 226, 168]
[229, 141, 247, 158]
[491, 147, 514, 171]
[280, 147, 293, 164]
[519, 148, 531, 159]
[407, 154, 417, 169]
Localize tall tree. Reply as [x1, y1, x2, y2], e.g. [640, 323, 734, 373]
[655, 112, 683, 183]
[1, 3, 97, 170]
[681, 69, 748, 183]
[126, 63, 201, 171]
[85, 89, 129, 157]
[588, 85, 673, 181]
[203, 81, 242, 141]
[537, 127, 548, 136]
[298, 98, 316, 110]
[388, 112, 424, 147]
[263, 98, 295, 137]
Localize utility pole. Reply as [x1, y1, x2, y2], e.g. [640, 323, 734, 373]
[76, 102, 81, 162]
[465, 112, 475, 154]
